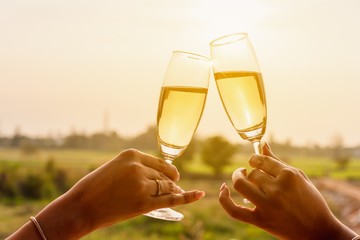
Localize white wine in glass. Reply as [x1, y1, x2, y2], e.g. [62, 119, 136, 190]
[144, 51, 211, 221]
[210, 33, 267, 154]
[157, 86, 208, 158]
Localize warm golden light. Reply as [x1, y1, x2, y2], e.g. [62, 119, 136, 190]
[0, 0, 360, 146]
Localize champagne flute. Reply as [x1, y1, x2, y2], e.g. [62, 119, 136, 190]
[144, 51, 211, 221]
[210, 33, 267, 154]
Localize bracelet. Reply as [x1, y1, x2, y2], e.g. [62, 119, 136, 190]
[351, 235, 360, 240]
[29, 216, 47, 240]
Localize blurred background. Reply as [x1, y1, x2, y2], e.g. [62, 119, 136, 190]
[1, 0, 359, 239]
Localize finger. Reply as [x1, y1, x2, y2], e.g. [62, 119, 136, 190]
[247, 168, 275, 192]
[150, 179, 183, 196]
[262, 143, 288, 165]
[144, 166, 171, 180]
[232, 168, 266, 205]
[153, 190, 205, 208]
[298, 168, 311, 181]
[219, 184, 259, 224]
[140, 153, 180, 181]
[262, 142, 279, 160]
[234, 167, 247, 178]
[263, 143, 310, 180]
[249, 154, 287, 178]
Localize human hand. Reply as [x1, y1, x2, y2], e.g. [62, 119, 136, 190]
[33, 149, 204, 239]
[219, 143, 357, 240]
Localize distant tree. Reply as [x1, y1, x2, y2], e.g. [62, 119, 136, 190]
[200, 136, 237, 176]
[45, 157, 56, 176]
[21, 142, 39, 155]
[44, 157, 70, 193]
[10, 126, 28, 147]
[53, 168, 69, 193]
[35, 135, 57, 148]
[89, 131, 123, 151]
[19, 174, 45, 199]
[63, 133, 89, 148]
[125, 125, 157, 152]
[331, 134, 351, 170]
[0, 137, 11, 147]
[19, 159, 63, 200]
[308, 142, 324, 156]
[176, 137, 199, 173]
[0, 171, 19, 200]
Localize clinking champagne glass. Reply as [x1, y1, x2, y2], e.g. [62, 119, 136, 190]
[210, 33, 267, 155]
[144, 51, 211, 221]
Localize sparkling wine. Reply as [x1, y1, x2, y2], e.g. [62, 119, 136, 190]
[214, 71, 266, 141]
[157, 86, 207, 152]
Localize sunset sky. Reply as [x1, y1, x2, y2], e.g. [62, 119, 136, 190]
[1, 0, 360, 147]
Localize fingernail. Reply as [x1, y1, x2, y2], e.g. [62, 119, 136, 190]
[195, 191, 205, 199]
[220, 183, 226, 191]
[239, 168, 247, 177]
[221, 184, 228, 192]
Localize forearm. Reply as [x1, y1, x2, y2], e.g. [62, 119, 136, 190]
[7, 192, 93, 240]
[286, 213, 358, 240]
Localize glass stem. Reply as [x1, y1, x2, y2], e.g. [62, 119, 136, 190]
[164, 157, 175, 165]
[252, 141, 262, 155]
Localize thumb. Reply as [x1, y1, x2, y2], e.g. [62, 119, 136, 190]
[262, 142, 279, 160]
[262, 142, 288, 164]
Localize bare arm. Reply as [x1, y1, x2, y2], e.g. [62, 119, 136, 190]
[8, 149, 204, 240]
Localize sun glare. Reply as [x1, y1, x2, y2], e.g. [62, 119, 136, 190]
[186, 0, 271, 40]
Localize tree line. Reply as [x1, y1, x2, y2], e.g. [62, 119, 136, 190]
[0, 126, 356, 174]
[0, 126, 357, 204]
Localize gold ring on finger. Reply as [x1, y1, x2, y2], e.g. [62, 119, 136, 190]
[155, 179, 162, 196]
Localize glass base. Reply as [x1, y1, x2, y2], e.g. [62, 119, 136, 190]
[237, 122, 266, 142]
[158, 140, 186, 161]
[144, 208, 184, 221]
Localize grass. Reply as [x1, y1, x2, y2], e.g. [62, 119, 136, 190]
[0, 201, 48, 239]
[2, 148, 360, 179]
[0, 148, 117, 166]
[289, 156, 360, 179]
[0, 148, 359, 239]
[184, 152, 360, 179]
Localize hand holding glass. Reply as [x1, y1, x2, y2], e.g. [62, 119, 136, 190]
[144, 51, 211, 221]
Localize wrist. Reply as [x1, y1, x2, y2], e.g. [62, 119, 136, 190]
[36, 191, 94, 240]
[320, 218, 357, 240]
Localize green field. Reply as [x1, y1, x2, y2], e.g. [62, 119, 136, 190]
[1, 148, 360, 178]
[0, 148, 359, 239]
